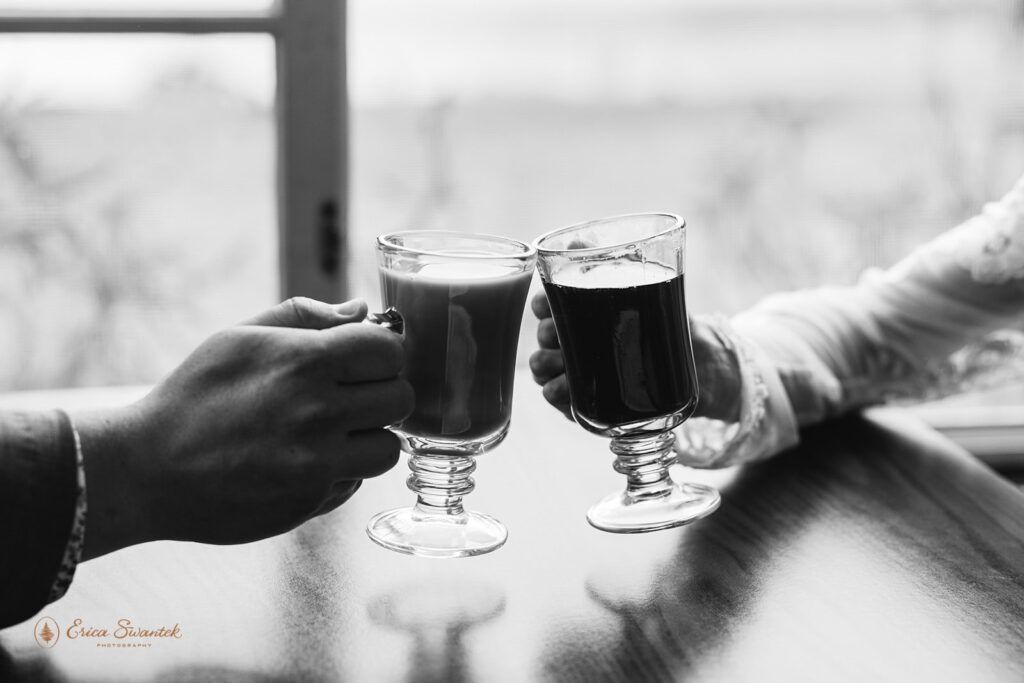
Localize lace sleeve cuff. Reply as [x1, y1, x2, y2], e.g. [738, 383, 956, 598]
[674, 315, 800, 468]
[48, 413, 87, 602]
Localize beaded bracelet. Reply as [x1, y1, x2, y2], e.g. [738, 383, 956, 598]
[48, 414, 87, 602]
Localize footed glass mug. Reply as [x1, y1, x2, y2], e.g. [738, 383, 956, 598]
[534, 213, 720, 532]
[366, 231, 535, 557]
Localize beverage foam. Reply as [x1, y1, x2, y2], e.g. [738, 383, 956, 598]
[551, 260, 676, 289]
[414, 262, 524, 281]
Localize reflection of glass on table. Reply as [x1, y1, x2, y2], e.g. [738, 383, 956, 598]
[367, 231, 535, 557]
[369, 580, 506, 683]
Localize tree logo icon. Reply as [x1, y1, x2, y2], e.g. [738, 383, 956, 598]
[34, 617, 60, 649]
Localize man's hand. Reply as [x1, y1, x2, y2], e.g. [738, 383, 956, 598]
[76, 297, 413, 559]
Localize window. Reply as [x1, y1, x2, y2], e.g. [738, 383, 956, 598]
[0, 0, 345, 389]
[2, 0, 1022, 458]
[347, 0, 1024, 457]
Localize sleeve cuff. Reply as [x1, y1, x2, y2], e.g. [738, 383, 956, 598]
[674, 315, 800, 468]
[0, 409, 79, 627]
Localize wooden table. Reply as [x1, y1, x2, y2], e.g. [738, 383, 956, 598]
[2, 371, 1024, 682]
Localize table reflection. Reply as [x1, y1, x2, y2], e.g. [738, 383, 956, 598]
[4, 406, 1024, 682]
[369, 580, 506, 683]
[539, 453, 793, 681]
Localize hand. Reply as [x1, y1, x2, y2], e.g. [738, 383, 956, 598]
[76, 297, 414, 559]
[528, 291, 742, 424]
[528, 292, 573, 420]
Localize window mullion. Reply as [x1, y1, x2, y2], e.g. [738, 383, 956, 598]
[275, 0, 347, 302]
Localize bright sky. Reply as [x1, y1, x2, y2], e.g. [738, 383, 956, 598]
[0, 1, 275, 107]
[0, 0, 1006, 109]
[0, 34, 275, 108]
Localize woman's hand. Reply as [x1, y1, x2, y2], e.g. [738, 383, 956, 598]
[528, 292, 573, 420]
[528, 291, 742, 424]
[76, 297, 414, 559]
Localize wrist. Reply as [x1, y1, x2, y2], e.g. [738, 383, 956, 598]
[690, 315, 743, 423]
[72, 404, 153, 560]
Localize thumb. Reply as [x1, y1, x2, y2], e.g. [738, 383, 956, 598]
[241, 297, 368, 329]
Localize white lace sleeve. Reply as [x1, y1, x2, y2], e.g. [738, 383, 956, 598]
[674, 315, 800, 468]
[674, 174, 1024, 468]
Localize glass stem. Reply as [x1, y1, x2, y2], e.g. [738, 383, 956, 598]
[407, 453, 476, 520]
[609, 431, 677, 503]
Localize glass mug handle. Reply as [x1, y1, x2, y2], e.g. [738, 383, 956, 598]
[364, 307, 405, 339]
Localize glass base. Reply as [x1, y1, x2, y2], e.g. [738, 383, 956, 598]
[366, 507, 508, 558]
[586, 481, 721, 534]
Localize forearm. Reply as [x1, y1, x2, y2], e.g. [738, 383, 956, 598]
[739, 174, 1024, 424]
[681, 174, 1024, 467]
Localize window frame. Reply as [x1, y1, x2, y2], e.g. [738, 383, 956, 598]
[0, 0, 348, 302]
[2, 2, 1022, 469]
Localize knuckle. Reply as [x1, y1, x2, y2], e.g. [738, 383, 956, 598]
[284, 446, 326, 485]
[209, 325, 247, 348]
[537, 320, 559, 347]
[542, 377, 569, 405]
[337, 325, 404, 379]
[287, 400, 329, 430]
[530, 349, 563, 376]
[530, 291, 551, 318]
[529, 352, 548, 381]
[284, 296, 315, 322]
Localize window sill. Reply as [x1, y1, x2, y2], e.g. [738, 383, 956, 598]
[908, 402, 1024, 470]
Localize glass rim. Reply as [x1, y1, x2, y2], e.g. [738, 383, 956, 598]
[377, 230, 536, 260]
[533, 212, 685, 256]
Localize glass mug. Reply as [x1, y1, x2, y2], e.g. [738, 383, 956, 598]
[534, 213, 720, 532]
[366, 231, 535, 557]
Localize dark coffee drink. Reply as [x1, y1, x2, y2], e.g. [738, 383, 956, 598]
[543, 261, 698, 432]
[381, 262, 533, 441]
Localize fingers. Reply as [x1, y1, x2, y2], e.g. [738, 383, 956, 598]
[243, 297, 368, 329]
[536, 319, 560, 349]
[311, 480, 362, 517]
[306, 427, 403, 518]
[531, 290, 552, 320]
[322, 323, 406, 383]
[329, 428, 403, 481]
[530, 349, 564, 385]
[332, 377, 414, 430]
[541, 375, 573, 419]
[529, 305, 571, 419]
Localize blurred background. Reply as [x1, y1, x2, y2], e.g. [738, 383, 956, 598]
[0, 0, 1022, 392]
